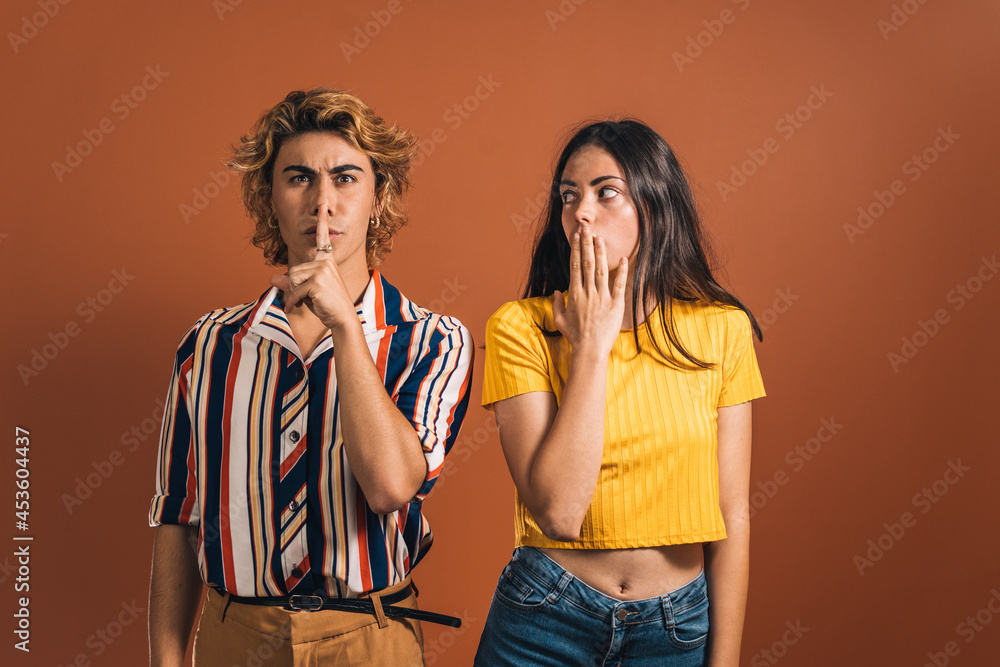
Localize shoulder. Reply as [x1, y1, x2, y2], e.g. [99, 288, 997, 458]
[382, 276, 472, 348]
[716, 304, 754, 340]
[184, 294, 261, 336]
[203, 297, 262, 328]
[171, 292, 271, 359]
[487, 296, 553, 334]
[670, 299, 751, 333]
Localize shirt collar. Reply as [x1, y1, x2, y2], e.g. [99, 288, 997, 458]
[358, 269, 425, 332]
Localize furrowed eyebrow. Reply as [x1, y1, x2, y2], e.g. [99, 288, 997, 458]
[331, 164, 365, 174]
[283, 165, 318, 175]
[281, 164, 366, 175]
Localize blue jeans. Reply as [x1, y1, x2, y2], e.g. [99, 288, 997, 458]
[474, 547, 708, 667]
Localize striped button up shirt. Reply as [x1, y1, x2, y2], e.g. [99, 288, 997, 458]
[149, 270, 473, 598]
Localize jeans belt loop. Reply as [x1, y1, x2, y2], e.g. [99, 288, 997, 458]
[550, 571, 573, 603]
[661, 593, 674, 631]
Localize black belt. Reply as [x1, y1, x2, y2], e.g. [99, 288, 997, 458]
[220, 584, 461, 628]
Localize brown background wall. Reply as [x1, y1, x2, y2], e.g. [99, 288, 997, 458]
[3, 0, 999, 665]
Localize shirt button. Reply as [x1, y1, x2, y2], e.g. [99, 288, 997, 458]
[291, 567, 303, 578]
[289, 500, 299, 512]
[289, 430, 300, 443]
[295, 369, 304, 380]
[616, 608, 630, 621]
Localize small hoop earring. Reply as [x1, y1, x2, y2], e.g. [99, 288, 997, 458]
[370, 216, 381, 229]
[267, 215, 278, 230]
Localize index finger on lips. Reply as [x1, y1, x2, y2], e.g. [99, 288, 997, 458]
[315, 219, 332, 260]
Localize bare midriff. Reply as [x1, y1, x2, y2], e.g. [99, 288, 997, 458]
[540, 542, 705, 601]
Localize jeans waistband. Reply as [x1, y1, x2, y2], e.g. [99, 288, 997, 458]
[512, 546, 707, 624]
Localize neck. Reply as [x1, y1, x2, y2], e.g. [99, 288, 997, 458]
[618, 266, 652, 330]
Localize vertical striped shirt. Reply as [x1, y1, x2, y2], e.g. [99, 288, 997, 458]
[149, 270, 473, 598]
[482, 296, 765, 548]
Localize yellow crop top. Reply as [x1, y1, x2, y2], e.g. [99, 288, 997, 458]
[482, 296, 766, 549]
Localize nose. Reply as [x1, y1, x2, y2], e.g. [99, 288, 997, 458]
[573, 193, 595, 227]
[310, 178, 334, 220]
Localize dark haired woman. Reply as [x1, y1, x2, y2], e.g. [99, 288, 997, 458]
[474, 120, 765, 666]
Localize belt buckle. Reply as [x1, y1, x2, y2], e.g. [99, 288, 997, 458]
[288, 595, 324, 611]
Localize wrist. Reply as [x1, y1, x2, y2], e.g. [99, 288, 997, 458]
[568, 344, 611, 368]
[326, 315, 363, 340]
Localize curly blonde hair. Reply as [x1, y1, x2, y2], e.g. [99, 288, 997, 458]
[228, 88, 418, 266]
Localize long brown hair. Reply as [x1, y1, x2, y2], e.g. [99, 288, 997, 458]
[524, 119, 762, 369]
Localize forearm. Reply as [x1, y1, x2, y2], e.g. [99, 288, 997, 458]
[149, 524, 203, 667]
[703, 516, 750, 667]
[331, 320, 427, 514]
[524, 352, 608, 540]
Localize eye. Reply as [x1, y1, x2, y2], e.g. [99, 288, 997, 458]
[290, 174, 310, 183]
[336, 173, 357, 184]
[559, 190, 577, 204]
[598, 186, 619, 199]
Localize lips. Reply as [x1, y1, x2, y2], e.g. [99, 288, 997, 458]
[304, 225, 343, 238]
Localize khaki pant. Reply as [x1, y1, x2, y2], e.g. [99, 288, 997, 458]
[194, 578, 425, 666]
